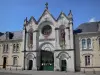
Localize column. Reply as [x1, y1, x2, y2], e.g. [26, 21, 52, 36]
[33, 57, 37, 70]
[55, 28, 59, 49]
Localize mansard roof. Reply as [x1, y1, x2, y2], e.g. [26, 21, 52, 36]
[0, 31, 23, 41]
[76, 21, 100, 33]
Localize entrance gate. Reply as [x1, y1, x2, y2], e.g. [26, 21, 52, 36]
[40, 50, 54, 71]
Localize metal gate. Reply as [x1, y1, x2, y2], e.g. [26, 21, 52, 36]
[41, 50, 54, 71]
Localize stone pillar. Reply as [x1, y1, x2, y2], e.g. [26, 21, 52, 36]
[69, 22, 74, 49]
[33, 58, 37, 70]
[55, 28, 59, 49]
[33, 31, 36, 50]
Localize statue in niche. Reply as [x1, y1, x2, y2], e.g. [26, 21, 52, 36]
[60, 28, 66, 48]
[28, 31, 33, 48]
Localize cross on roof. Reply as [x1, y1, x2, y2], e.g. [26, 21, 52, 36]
[45, 2, 48, 9]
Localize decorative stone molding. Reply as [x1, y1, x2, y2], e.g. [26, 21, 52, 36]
[2, 55, 8, 58]
[12, 55, 19, 58]
[56, 51, 71, 59]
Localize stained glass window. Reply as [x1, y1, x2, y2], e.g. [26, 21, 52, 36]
[28, 29, 33, 47]
[41, 25, 52, 37]
[59, 25, 65, 47]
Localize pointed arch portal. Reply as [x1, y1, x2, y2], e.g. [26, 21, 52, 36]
[39, 43, 54, 71]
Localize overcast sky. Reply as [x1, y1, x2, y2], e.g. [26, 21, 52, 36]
[0, 0, 100, 32]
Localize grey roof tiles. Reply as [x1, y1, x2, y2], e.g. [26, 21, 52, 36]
[76, 22, 99, 32]
[0, 31, 23, 41]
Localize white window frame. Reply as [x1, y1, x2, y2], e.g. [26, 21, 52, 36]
[81, 38, 87, 49]
[3, 44, 9, 53]
[3, 44, 6, 52]
[87, 38, 92, 49]
[85, 55, 91, 66]
[13, 57, 18, 66]
[13, 44, 16, 52]
[16, 44, 19, 52]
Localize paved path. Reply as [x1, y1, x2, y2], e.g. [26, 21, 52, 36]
[0, 72, 30, 75]
[0, 69, 100, 75]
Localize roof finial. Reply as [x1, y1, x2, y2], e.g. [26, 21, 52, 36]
[24, 17, 28, 25]
[68, 10, 72, 16]
[45, 2, 48, 9]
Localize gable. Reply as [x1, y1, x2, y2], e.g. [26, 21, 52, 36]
[57, 12, 69, 26]
[38, 9, 56, 25]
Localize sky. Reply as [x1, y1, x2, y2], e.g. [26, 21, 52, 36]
[0, 0, 100, 32]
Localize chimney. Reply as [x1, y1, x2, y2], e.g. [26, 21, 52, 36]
[6, 32, 9, 40]
[98, 21, 100, 32]
[9, 32, 14, 39]
[6, 32, 14, 40]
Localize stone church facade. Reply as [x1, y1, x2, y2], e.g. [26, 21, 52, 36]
[23, 5, 74, 71]
[0, 4, 75, 72]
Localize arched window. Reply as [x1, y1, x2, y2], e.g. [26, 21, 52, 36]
[13, 57, 18, 66]
[87, 38, 91, 49]
[28, 29, 33, 47]
[16, 44, 19, 52]
[6, 44, 8, 52]
[13, 44, 16, 52]
[3, 44, 6, 52]
[82, 39, 86, 49]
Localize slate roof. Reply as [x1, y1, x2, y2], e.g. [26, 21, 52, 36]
[0, 31, 23, 41]
[76, 22, 100, 33]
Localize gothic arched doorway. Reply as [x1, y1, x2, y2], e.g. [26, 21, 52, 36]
[61, 60, 67, 71]
[28, 60, 33, 70]
[26, 53, 35, 70]
[40, 50, 54, 71]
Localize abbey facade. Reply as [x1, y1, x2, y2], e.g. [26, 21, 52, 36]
[0, 4, 74, 72]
